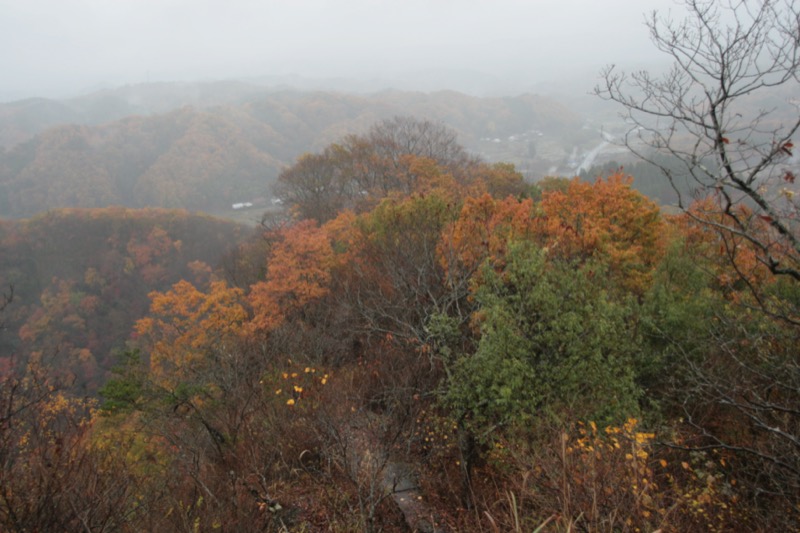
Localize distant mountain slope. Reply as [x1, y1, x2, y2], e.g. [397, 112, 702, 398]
[0, 87, 581, 218]
[0, 108, 283, 217]
[0, 81, 274, 148]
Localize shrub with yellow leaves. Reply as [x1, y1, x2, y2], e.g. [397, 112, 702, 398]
[506, 419, 744, 532]
[554, 419, 662, 532]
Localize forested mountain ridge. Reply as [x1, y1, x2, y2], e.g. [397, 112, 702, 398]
[0, 88, 581, 218]
[0, 82, 581, 148]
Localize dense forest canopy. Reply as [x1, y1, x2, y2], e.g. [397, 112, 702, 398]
[2, 114, 798, 530]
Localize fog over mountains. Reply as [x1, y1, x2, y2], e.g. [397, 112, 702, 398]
[1, 0, 679, 101]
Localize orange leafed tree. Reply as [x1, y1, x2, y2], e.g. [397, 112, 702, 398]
[249, 220, 340, 332]
[439, 193, 536, 286]
[536, 173, 665, 294]
[391, 154, 460, 198]
[135, 279, 247, 387]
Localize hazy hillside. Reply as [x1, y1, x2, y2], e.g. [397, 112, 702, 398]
[0, 87, 583, 218]
[0, 207, 251, 391]
[0, 81, 279, 148]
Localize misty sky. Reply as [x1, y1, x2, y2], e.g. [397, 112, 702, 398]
[0, 0, 683, 100]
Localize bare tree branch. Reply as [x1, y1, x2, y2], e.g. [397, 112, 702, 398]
[597, 1, 800, 282]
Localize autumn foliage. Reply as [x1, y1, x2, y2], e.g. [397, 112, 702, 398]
[2, 122, 798, 531]
[135, 280, 247, 388]
[249, 220, 339, 332]
[535, 174, 665, 293]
